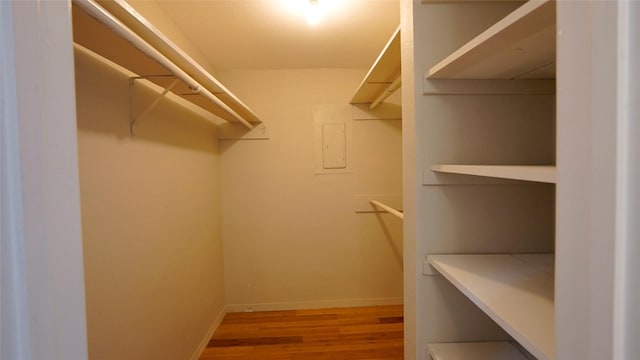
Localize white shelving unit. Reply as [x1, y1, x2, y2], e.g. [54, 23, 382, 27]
[426, 0, 555, 80]
[430, 165, 556, 183]
[427, 341, 529, 360]
[406, 0, 639, 359]
[428, 254, 555, 360]
[414, 0, 558, 359]
[427, 0, 556, 184]
[351, 26, 401, 107]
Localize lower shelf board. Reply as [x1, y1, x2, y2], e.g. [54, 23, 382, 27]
[427, 342, 528, 360]
[430, 165, 556, 183]
[427, 254, 554, 360]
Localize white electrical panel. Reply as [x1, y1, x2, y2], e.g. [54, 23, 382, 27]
[321, 123, 346, 169]
[313, 104, 353, 174]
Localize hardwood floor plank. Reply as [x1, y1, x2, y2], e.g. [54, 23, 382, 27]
[214, 325, 340, 339]
[223, 313, 338, 324]
[379, 316, 404, 324]
[199, 305, 403, 359]
[208, 336, 303, 347]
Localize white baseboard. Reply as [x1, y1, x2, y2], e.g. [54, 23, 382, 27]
[225, 297, 403, 313]
[190, 306, 228, 360]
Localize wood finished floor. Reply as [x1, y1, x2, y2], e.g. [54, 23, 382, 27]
[199, 305, 404, 360]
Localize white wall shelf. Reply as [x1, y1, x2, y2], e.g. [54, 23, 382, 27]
[426, 0, 556, 79]
[350, 26, 401, 107]
[430, 165, 556, 183]
[74, 43, 226, 128]
[72, 0, 261, 128]
[427, 342, 528, 360]
[428, 254, 555, 360]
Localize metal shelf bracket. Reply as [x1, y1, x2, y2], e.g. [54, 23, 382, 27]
[128, 75, 183, 136]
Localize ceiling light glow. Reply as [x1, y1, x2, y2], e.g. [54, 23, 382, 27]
[282, 0, 344, 26]
[306, 0, 323, 25]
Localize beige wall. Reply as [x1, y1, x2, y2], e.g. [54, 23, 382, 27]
[75, 47, 225, 359]
[216, 69, 403, 310]
[126, 0, 217, 74]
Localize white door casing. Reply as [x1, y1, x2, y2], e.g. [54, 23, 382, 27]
[1, 1, 88, 359]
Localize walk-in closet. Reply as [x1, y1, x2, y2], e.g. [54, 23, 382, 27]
[72, 0, 403, 359]
[2, 1, 639, 360]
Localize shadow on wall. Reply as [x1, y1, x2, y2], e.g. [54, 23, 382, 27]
[74, 46, 218, 154]
[374, 212, 403, 266]
[434, 184, 555, 254]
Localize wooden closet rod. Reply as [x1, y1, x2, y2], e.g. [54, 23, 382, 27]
[369, 76, 401, 110]
[73, 0, 253, 129]
[370, 200, 404, 220]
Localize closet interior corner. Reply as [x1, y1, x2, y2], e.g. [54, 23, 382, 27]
[71, 0, 263, 136]
[71, 1, 403, 359]
[350, 26, 402, 110]
[351, 25, 404, 224]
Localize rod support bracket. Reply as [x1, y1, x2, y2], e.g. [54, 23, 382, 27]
[128, 75, 179, 136]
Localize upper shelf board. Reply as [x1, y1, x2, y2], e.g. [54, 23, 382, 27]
[430, 165, 556, 183]
[73, 0, 261, 125]
[426, 0, 556, 79]
[427, 342, 528, 360]
[350, 26, 401, 104]
[422, 0, 527, 2]
[428, 254, 555, 360]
